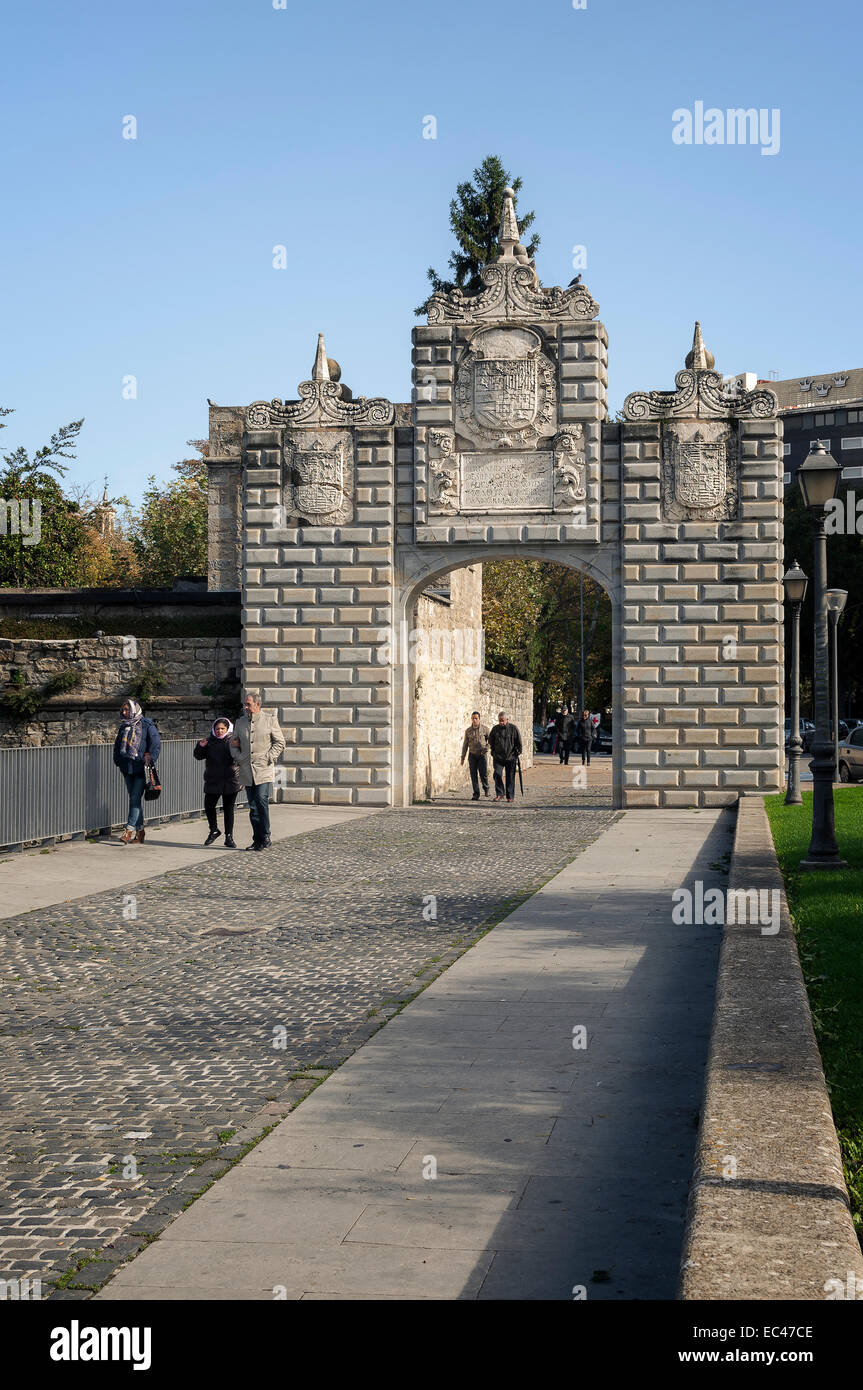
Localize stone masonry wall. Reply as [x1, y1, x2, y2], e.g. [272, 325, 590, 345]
[0, 637, 240, 746]
[611, 417, 784, 807]
[241, 422, 395, 807]
[207, 459, 243, 591]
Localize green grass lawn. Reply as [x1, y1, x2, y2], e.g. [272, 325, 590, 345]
[766, 788, 863, 1237]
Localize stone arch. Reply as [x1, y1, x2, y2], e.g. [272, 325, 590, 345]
[392, 545, 621, 808]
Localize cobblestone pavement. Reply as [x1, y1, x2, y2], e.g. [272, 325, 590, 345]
[0, 787, 617, 1292]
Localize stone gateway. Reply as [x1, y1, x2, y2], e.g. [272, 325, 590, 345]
[206, 191, 784, 809]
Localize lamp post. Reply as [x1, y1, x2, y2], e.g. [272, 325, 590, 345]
[782, 560, 808, 805]
[797, 443, 847, 868]
[826, 588, 848, 784]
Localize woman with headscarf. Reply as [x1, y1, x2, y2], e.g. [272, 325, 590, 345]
[113, 698, 161, 844]
[194, 716, 241, 847]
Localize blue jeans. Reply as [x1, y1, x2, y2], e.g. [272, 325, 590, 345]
[122, 768, 146, 829]
[246, 781, 271, 844]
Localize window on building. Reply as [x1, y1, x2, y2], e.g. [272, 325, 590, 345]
[782, 471, 791, 485]
[782, 443, 791, 455]
[841, 466, 863, 479]
[840, 437, 863, 450]
[835, 411, 847, 425]
[810, 439, 831, 450]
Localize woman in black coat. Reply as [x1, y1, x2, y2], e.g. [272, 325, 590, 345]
[194, 717, 242, 847]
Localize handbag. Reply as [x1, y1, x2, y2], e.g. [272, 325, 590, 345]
[144, 763, 162, 801]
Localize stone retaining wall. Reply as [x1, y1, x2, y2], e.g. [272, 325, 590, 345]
[0, 637, 241, 745]
[679, 796, 863, 1300]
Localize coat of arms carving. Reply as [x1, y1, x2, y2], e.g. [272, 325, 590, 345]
[662, 427, 738, 522]
[455, 326, 556, 449]
[285, 436, 352, 525]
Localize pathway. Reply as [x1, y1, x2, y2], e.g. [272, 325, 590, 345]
[95, 803, 731, 1301]
[0, 763, 616, 1293]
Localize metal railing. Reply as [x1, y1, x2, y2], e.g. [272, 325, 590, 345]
[0, 740, 244, 850]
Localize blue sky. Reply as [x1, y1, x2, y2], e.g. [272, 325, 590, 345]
[2, 0, 860, 504]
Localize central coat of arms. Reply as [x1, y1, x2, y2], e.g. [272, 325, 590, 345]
[455, 325, 556, 448]
[472, 358, 538, 432]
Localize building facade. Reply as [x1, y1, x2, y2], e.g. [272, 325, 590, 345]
[725, 369, 863, 486]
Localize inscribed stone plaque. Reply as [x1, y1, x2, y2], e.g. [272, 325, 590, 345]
[460, 452, 553, 513]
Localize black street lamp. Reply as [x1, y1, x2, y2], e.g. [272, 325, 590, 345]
[797, 443, 847, 868]
[782, 560, 808, 805]
[826, 588, 848, 783]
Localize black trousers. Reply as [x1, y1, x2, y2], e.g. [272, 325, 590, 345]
[468, 752, 489, 795]
[493, 759, 517, 799]
[204, 791, 237, 835]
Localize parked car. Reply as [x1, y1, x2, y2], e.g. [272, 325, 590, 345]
[837, 726, 863, 782]
[785, 718, 815, 750]
[786, 719, 845, 752]
[593, 725, 612, 755]
[533, 722, 555, 754]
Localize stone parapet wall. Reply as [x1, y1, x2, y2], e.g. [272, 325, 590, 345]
[0, 587, 239, 622]
[680, 797, 863, 1299]
[0, 637, 240, 746]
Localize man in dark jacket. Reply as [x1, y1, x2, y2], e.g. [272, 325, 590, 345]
[576, 709, 594, 766]
[553, 706, 564, 758]
[559, 706, 576, 765]
[487, 711, 523, 803]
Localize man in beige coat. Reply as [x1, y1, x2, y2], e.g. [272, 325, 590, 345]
[230, 690, 286, 851]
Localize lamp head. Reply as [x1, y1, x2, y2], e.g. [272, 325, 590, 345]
[782, 559, 808, 606]
[825, 588, 848, 618]
[797, 441, 841, 511]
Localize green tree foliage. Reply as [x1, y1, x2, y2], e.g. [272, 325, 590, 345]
[784, 484, 863, 716]
[128, 458, 208, 586]
[482, 559, 612, 721]
[0, 409, 89, 586]
[416, 155, 539, 314]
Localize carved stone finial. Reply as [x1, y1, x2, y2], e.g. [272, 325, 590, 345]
[498, 187, 521, 261]
[312, 333, 330, 382]
[685, 321, 715, 372]
[247, 333, 393, 428]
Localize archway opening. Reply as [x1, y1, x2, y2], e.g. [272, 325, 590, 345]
[399, 553, 617, 808]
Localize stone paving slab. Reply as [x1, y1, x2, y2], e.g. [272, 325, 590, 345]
[0, 770, 615, 1290]
[97, 806, 731, 1301]
[0, 804, 375, 920]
